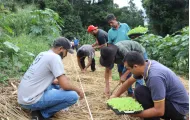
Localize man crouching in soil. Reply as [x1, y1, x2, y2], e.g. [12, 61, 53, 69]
[17, 37, 84, 120]
[111, 51, 189, 120]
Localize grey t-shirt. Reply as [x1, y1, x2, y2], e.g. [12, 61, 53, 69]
[95, 29, 108, 45]
[77, 45, 95, 58]
[144, 60, 189, 115]
[18, 50, 65, 105]
[114, 40, 146, 64]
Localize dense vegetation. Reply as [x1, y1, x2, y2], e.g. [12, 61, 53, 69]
[142, 0, 189, 36]
[136, 27, 189, 77]
[0, 0, 189, 83]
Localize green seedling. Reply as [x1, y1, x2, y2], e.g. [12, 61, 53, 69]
[107, 97, 143, 112]
[128, 26, 148, 35]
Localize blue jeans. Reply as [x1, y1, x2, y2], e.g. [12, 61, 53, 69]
[122, 52, 148, 95]
[21, 85, 78, 118]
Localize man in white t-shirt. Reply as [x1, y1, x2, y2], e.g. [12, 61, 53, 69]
[17, 37, 84, 120]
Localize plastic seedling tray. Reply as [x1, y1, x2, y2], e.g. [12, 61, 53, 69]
[107, 104, 142, 115]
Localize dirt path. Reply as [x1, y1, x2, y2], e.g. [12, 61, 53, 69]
[0, 51, 188, 120]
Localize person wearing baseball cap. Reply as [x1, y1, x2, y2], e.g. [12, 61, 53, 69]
[18, 37, 84, 120]
[100, 40, 148, 97]
[87, 25, 108, 49]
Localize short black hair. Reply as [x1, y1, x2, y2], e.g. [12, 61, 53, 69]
[106, 14, 116, 22]
[77, 50, 85, 57]
[123, 51, 145, 68]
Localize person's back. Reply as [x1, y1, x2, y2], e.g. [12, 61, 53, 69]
[115, 40, 146, 56]
[18, 50, 63, 105]
[96, 29, 108, 45]
[77, 44, 96, 72]
[74, 39, 79, 46]
[147, 60, 189, 115]
[77, 45, 95, 58]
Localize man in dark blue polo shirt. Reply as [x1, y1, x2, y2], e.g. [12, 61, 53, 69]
[111, 51, 188, 120]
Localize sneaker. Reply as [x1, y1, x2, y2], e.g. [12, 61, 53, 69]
[31, 110, 52, 120]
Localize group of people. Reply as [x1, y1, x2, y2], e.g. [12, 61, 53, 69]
[17, 14, 189, 120]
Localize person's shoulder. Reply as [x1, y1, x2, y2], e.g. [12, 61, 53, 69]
[108, 28, 113, 33]
[115, 41, 123, 47]
[98, 29, 108, 36]
[148, 60, 169, 77]
[45, 51, 60, 59]
[99, 29, 107, 33]
[120, 23, 128, 25]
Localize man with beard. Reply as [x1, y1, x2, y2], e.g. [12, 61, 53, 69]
[17, 37, 84, 120]
[87, 25, 108, 49]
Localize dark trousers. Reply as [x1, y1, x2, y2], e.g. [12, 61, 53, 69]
[134, 86, 186, 120]
[80, 57, 96, 71]
[74, 45, 78, 52]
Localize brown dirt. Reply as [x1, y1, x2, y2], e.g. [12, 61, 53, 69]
[0, 52, 189, 120]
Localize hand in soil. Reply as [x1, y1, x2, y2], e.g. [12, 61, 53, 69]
[104, 87, 110, 98]
[110, 94, 117, 99]
[82, 69, 87, 73]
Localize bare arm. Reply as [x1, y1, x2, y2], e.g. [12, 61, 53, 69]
[131, 101, 165, 118]
[112, 76, 136, 97]
[84, 58, 92, 70]
[92, 39, 98, 47]
[95, 43, 106, 49]
[57, 74, 84, 99]
[104, 67, 111, 96]
[120, 69, 130, 83]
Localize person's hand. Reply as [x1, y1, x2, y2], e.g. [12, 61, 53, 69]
[120, 74, 126, 81]
[52, 79, 59, 85]
[110, 94, 117, 99]
[82, 68, 87, 73]
[77, 89, 84, 100]
[119, 79, 125, 85]
[104, 87, 110, 98]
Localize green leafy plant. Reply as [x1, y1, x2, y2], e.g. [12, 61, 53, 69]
[128, 26, 148, 35]
[136, 26, 189, 77]
[107, 97, 143, 112]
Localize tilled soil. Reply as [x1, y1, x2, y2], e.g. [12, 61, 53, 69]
[0, 52, 188, 120]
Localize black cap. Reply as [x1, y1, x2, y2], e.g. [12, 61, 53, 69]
[53, 37, 74, 54]
[100, 44, 118, 67]
[77, 49, 87, 57]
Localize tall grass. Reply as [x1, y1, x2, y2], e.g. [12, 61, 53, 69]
[0, 5, 62, 83]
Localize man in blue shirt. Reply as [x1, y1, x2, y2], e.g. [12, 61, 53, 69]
[111, 51, 188, 120]
[106, 14, 131, 44]
[74, 37, 79, 52]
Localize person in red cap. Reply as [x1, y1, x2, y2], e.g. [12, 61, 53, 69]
[87, 25, 108, 49]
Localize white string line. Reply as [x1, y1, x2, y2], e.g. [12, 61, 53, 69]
[70, 54, 94, 120]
